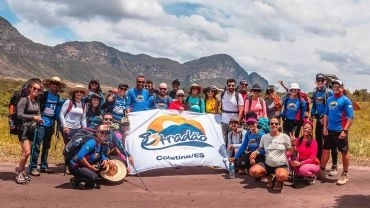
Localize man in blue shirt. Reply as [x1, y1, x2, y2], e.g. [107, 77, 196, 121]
[319, 79, 354, 185]
[126, 75, 150, 112]
[30, 76, 65, 176]
[310, 73, 337, 176]
[148, 83, 172, 109]
[101, 83, 128, 123]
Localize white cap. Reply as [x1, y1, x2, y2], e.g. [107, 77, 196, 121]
[289, 83, 300, 90]
[176, 90, 185, 96]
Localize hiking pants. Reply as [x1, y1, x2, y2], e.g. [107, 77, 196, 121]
[30, 126, 53, 170]
[70, 166, 99, 183]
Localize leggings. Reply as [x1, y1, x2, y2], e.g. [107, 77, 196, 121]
[295, 164, 320, 177]
[69, 165, 99, 183]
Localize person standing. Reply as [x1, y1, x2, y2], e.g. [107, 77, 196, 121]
[310, 73, 336, 175]
[101, 83, 128, 123]
[219, 79, 244, 144]
[16, 79, 44, 184]
[265, 85, 282, 120]
[29, 76, 65, 176]
[126, 75, 150, 112]
[319, 80, 354, 185]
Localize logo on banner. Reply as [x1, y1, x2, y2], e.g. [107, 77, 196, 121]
[140, 115, 213, 150]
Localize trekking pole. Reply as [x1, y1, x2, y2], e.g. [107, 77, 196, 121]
[131, 163, 149, 191]
[28, 126, 39, 175]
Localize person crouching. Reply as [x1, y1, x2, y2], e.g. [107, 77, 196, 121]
[68, 125, 115, 189]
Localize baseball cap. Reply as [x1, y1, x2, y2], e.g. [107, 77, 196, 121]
[331, 79, 343, 86]
[316, 73, 326, 80]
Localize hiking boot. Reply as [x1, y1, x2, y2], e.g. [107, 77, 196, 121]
[16, 171, 30, 184]
[318, 169, 326, 181]
[40, 168, 54, 174]
[328, 165, 338, 176]
[336, 172, 348, 185]
[30, 169, 40, 177]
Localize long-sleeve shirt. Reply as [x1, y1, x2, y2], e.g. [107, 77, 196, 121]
[234, 130, 266, 159]
[296, 138, 318, 165]
[17, 97, 40, 121]
[60, 99, 87, 129]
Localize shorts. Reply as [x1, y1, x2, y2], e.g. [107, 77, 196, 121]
[237, 152, 265, 170]
[323, 130, 349, 152]
[17, 122, 37, 142]
[257, 162, 288, 175]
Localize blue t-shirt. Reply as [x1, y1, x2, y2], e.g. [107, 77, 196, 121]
[70, 139, 108, 169]
[41, 91, 59, 127]
[148, 95, 172, 109]
[112, 96, 127, 122]
[126, 88, 150, 112]
[325, 95, 354, 131]
[311, 88, 334, 117]
[281, 97, 307, 120]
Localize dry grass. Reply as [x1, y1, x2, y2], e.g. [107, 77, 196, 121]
[0, 102, 370, 166]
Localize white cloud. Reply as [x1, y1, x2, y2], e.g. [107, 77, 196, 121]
[4, 0, 370, 91]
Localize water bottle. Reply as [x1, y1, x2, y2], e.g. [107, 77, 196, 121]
[229, 161, 235, 179]
[8, 116, 15, 129]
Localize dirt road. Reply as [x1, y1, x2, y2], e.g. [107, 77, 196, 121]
[0, 163, 369, 208]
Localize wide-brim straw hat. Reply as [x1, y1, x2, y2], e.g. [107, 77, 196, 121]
[69, 84, 88, 96]
[189, 83, 202, 94]
[203, 85, 220, 95]
[43, 76, 67, 89]
[100, 159, 127, 182]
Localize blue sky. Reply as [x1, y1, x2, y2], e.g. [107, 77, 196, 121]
[1, 0, 370, 92]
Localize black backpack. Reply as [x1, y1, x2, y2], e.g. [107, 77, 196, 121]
[220, 91, 240, 113]
[8, 78, 42, 135]
[63, 128, 95, 162]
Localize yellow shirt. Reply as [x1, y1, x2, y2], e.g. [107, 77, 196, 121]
[205, 98, 219, 113]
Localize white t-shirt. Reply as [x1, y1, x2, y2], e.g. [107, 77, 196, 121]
[219, 91, 244, 123]
[260, 133, 291, 167]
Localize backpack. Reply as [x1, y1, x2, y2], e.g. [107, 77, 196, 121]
[312, 87, 330, 105]
[185, 96, 202, 109]
[220, 91, 240, 113]
[56, 99, 86, 136]
[63, 128, 95, 161]
[154, 95, 170, 109]
[8, 78, 42, 135]
[257, 117, 270, 134]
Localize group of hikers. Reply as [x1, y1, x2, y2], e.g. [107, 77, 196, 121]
[9, 72, 354, 190]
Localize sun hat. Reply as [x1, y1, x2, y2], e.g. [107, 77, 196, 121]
[289, 83, 300, 90]
[251, 84, 262, 92]
[100, 159, 127, 182]
[43, 76, 67, 89]
[189, 83, 202, 94]
[203, 85, 219, 95]
[69, 84, 88, 96]
[176, 89, 185, 96]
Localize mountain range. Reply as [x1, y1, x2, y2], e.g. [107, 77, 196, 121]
[0, 16, 268, 89]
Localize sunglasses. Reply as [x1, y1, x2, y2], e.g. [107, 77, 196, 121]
[303, 127, 312, 131]
[177, 94, 184, 97]
[144, 85, 150, 88]
[119, 87, 127, 91]
[246, 122, 256, 126]
[316, 79, 325, 83]
[104, 118, 113, 121]
[137, 81, 145, 84]
[270, 122, 279, 126]
[159, 88, 167, 91]
[228, 84, 235, 87]
[75, 90, 85, 94]
[31, 87, 42, 92]
[207, 90, 214, 93]
[97, 130, 108, 135]
[240, 83, 248, 86]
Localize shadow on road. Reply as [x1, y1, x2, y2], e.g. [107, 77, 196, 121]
[334, 194, 370, 208]
[0, 171, 15, 181]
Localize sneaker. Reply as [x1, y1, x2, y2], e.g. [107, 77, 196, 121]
[318, 169, 326, 180]
[16, 171, 30, 184]
[40, 168, 54, 174]
[30, 169, 40, 176]
[328, 166, 338, 176]
[307, 176, 316, 185]
[336, 172, 348, 185]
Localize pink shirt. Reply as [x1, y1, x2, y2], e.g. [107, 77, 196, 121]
[244, 97, 267, 118]
[296, 138, 318, 165]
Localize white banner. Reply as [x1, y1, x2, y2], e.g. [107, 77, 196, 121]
[126, 109, 228, 174]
